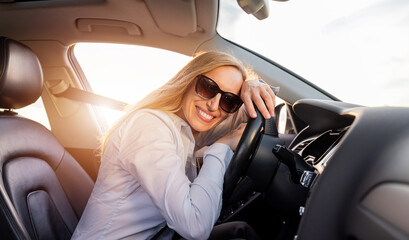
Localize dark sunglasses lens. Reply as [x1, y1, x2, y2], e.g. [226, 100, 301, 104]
[220, 94, 242, 113]
[196, 76, 219, 99]
[196, 75, 242, 113]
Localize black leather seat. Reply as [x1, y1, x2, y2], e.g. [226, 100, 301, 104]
[0, 37, 94, 240]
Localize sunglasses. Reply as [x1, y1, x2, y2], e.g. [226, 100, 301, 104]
[195, 74, 243, 113]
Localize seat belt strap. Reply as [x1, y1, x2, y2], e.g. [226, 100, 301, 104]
[50, 82, 131, 112]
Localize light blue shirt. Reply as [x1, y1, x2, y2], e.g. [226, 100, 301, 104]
[72, 109, 233, 240]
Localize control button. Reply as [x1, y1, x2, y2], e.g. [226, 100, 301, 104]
[300, 171, 317, 188]
[299, 206, 305, 216]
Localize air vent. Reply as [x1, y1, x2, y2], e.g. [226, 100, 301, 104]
[293, 139, 313, 153]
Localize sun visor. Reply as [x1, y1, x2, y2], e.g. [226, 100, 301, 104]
[144, 0, 197, 36]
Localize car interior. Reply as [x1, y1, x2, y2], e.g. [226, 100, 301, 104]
[1, 0, 409, 240]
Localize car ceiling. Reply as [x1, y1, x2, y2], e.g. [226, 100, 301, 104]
[0, 0, 218, 55]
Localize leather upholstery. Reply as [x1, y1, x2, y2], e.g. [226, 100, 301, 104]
[0, 37, 43, 109]
[0, 36, 94, 240]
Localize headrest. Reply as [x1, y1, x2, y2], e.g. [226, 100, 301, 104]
[0, 37, 43, 110]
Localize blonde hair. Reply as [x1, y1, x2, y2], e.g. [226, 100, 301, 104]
[101, 51, 248, 154]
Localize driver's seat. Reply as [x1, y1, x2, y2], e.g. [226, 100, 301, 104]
[0, 37, 94, 239]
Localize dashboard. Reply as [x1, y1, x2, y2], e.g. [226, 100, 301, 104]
[290, 99, 409, 240]
[221, 98, 409, 240]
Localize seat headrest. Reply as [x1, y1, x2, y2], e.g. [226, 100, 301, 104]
[0, 37, 43, 110]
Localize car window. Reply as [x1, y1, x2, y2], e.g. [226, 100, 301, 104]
[17, 98, 51, 129]
[73, 43, 286, 132]
[218, 0, 409, 107]
[73, 43, 192, 127]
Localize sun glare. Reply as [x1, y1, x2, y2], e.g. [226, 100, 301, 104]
[74, 43, 192, 126]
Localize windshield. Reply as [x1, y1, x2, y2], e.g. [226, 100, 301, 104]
[218, 0, 409, 107]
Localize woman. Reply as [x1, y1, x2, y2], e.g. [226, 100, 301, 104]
[72, 52, 276, 240]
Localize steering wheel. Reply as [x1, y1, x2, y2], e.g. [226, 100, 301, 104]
[223, 109, 265, 205]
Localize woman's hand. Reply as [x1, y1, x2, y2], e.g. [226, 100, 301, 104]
[241, 79, 277, 119]
[215, 123, 246, 151]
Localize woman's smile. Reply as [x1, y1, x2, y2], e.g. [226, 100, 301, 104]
[196, 106, 215, 123]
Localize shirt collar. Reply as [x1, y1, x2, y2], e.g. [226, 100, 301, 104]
[167, 112, 194, 139]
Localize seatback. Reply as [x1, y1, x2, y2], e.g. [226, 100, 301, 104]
[0, 37, 94, 240]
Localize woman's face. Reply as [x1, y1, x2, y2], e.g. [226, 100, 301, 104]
[177, 66, 243, 137]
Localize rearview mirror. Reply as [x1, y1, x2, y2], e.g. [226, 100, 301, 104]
[237, 0, 289, 20]
[237, 0, 269, 20]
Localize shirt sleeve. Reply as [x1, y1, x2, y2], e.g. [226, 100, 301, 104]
[118, 112, 233, 240]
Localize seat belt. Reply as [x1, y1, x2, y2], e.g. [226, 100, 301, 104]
[48, 80, 131, 111]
